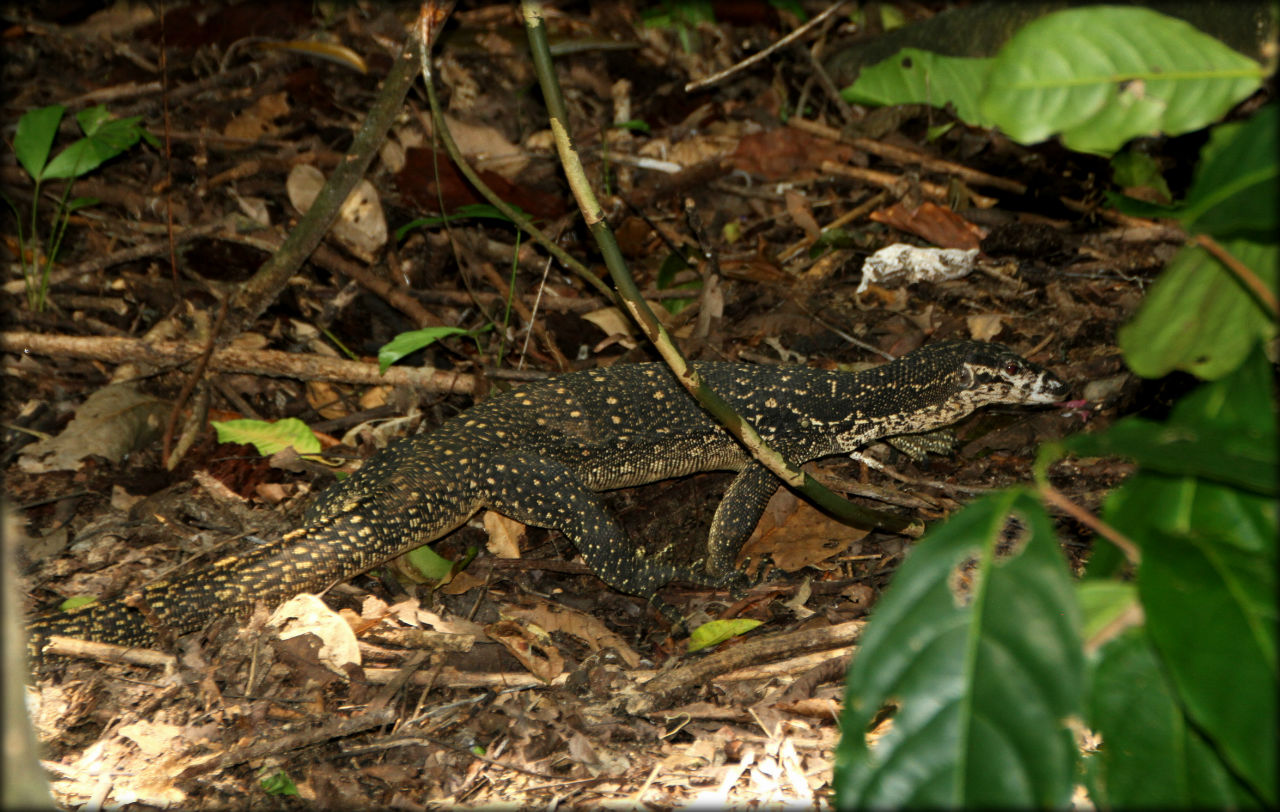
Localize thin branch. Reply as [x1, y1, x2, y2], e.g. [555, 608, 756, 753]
[521, 1, 920, 538]
[1194, 232, 1279, 319]
[1039, 482, 1141, 566]
[684, 1, 850, 92]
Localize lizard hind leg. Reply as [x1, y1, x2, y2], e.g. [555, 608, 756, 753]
[480, 452, 693, 609]
[706, 463, 781, 583]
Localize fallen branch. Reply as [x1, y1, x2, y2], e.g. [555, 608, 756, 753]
[0, 331, 476, 394]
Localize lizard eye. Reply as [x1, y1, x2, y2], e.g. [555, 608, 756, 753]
[1004, 361, 1022, 376]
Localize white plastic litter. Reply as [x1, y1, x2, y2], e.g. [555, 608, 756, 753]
[857, 243, 979, 294]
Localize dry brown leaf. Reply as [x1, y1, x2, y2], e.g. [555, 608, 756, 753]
[868, 201, 985, 250]
[784, 189, 821, 240]
[18, 384, 168, 473]
[483, 510, 525, 559]
[485, 619, 564, 682]
[503, 600, 642, 668]
[223, 91, 289, 141]
[966, 313, 1006, 341]
[740, 489, 869, 574]
[270, 593, 362, 672]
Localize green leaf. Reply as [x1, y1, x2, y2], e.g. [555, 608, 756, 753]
[979, 7, 1264, 155]
[1087, 626, 1256, 808]
[1063, 419, 1276, 495]
[1140, 528, 1277, 804]
[1076, 580, 1137, 645]
[688, 618, 762, 652]
[211, 417, 322, 456]
[614, 118, 651, 134]
[834, 490, 1083, 808]
[394, 203, 522, 241]
[41, 140, 102, 181]
[1110, 149, 1172, 203]
[59, 595, 97, 612]
[403, 544, 455, 581]
[14, 104, 65, 181]
[42, 109, 147, 181]
[1180, 105, 1279, 238]
[64, 196, 100, 214]
[377, 327, 471, 373]
[842, 48, 995, 126]
[1080, 349, 1280, 804]
[259, 769, 299, 796]
[1117, 238, 1277, 380]
[74, 105, 111, 136]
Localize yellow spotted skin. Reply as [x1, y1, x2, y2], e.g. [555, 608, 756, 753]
[27, 341, 1066, 654]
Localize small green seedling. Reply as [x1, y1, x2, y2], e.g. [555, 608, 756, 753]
[5, 104, 155, 310]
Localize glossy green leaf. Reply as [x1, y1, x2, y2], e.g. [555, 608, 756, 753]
[1139, 527, 1277, 804]
[1083, 350, 1280, 804]
[14, 104, 64, 181]
[842, 48, 995, 126]
[979, 7, 1264, 155]
[1063, 419, 1275, 495]
[211, 417, 321, 456]
[377, 327, 470, 373]
[1118, 238, 1276, 379]
[1180, 105, 1279, 237]
[835, 490, 1082, 808]
[1087, 626, 1257, 808]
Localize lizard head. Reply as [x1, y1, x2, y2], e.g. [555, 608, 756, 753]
[941, 340, 1068, 407]
[831, 340, 1068, 452]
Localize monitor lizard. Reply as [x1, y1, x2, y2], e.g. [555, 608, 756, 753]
[26, 340, 1066, 656]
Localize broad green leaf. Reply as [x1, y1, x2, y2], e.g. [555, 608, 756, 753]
[1087, 626, 1257, 808]
[14, 104, 64, 181]
[1084, 346, 1278, 579]
[1063, 419, 1275, 495]
[979, 7, 1264, 155]
[1168, 341, 1278, 438]
[377, 326, 470, 373]
[1081, 351, 1280, 803]
[688, 618, 762, 652]
[42, 110, 148, 181]
[1107, 105, 1276, 234]
[211, 417, 321, 456]
[1180, 105, 1279, 237]
[842, 48, 995, 126]
[1140, 528, 1277, 804]
[835, 490, 1083, 808]
[42, 140, 104, 181]
[1118, 238, 1276, 380]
